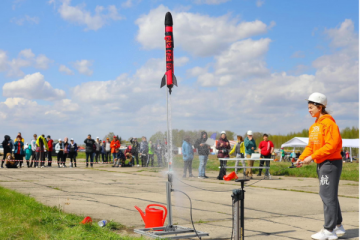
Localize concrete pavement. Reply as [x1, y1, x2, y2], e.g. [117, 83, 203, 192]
[0, 163, 358, 239]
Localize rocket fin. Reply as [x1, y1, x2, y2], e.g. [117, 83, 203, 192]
[160, 74, 166, 88]
[173, 74, 178, 87]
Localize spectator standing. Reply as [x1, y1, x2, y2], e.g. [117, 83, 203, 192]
[139, 137, 149, 167]
[46, 135, 53, 167]
[36, 135, 48, 168]
[194, 131, 210, 179]
[14, 136, 24, 168]
[148, 140, 155, 167]
[63, 137, 69, 168]
[84, 134, 95, 168]
[1, 135, 13, 168]
[130, 138, 140, 167]
[25, 143, 32, 166]
[296, 92, 344, 239]
[280, 148, 285, 162]
[30, 134, 37, 167]
[244, 130, 256, 179]
[101, 141, 106, 163]
[216, 131, 231, 180]
[68, 138, 78, 167]
[155, 140, 163, 167]
[110, 136, 120, 164]
[345, 151, 350, 161]
[182, 136, 194, 178]
[105, 138, 111, 163]
[258, 134, 274, 177]
[55, 139, 64, 168]
[95, 137, 101, 163]
[229, 135, 246, 176]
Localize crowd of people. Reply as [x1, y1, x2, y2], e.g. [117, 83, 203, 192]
[1, 133, 170, 169]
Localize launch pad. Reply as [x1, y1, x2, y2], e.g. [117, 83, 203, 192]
[134, 173, 209, 239]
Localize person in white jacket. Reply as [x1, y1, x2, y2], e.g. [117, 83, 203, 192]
[55, 139, 65, 168]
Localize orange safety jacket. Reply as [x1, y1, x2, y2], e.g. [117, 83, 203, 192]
[299, 114, 342, 164]
[110, 140, 120, 153]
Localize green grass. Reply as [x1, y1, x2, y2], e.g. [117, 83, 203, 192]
[0, 186, 141, 240]
[170, 155, 359, 182]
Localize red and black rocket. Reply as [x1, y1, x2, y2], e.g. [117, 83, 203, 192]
[160, 12, 177, 94]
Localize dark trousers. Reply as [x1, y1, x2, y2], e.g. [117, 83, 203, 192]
[47, 151, 52, 166]
[95, 151, 100, 162]
[14, 153, 23, 167]
[156, 153, 162, 167]
[105, 151, 110, 162]
[133, 152, 139, 165]
[148, 154, 154, 167]
[35, 152, 45, 167]
[101, 153, 105, 162]
[69, 152, 76, 166]
[259, 154, 271, 176]
[62, 153, 67, 165]
[57, 152, 63, 165]
[317, 160, 343, 230]
[141, 154, 147, 167]
[86, 152, 94, 166]
[183, 160, 193, 176]
[30, 152, 36, 167]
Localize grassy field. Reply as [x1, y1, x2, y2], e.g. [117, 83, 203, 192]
[0, 186, 141, 240]
[170, 155, 359, 181]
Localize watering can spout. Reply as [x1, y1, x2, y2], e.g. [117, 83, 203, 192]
[134, 206, 146, 222]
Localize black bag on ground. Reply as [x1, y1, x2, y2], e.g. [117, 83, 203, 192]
[217, 165, 226, 180]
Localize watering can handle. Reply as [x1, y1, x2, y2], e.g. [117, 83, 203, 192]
[147, 204, 168, 226]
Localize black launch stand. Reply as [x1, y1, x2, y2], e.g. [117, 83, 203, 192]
[232, 179, 249, 240]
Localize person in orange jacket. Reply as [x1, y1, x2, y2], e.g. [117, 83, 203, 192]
[296, 92, 345, 240]
[110, 136, 120, 164]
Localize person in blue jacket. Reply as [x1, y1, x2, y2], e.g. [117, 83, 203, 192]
[182, 136, 194, 178]
[14, 136, 24, 168]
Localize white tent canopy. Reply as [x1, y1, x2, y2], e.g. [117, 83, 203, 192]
[281, 137, 359, 148]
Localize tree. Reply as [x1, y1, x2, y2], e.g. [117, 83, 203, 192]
[103, 132, 115, 141]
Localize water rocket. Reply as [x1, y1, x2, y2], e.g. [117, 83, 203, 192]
[160, 12, 177, 94]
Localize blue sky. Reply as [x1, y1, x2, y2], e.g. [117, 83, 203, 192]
[0, 0, 358, 143]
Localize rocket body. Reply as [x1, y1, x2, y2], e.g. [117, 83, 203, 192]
[160, 12, 177, 94]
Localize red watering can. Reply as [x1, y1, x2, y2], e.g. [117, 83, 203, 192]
[223, 171, 238, 181]
[80, 216, 92, 225]
[134, 204, 167, 228]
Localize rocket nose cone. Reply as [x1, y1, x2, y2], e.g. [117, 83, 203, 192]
[165, 12, 173, 26]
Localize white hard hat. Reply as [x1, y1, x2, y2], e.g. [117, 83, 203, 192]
[70, 138, 74, 141]
[220, 131, 226, 134]
[307, 92, 327, 107]
[58, 139, 62, 141]
[96, 137, 99, 139]
[247, 130, 253, 135]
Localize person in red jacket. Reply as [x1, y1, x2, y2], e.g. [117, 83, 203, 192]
[258, 134, 274, 177]
[110, 136, 120, 164]
[46, 135, 53, 167]
[216, 131, 231, 180]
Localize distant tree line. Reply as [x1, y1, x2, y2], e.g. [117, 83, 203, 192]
[149, 127, 359, 150]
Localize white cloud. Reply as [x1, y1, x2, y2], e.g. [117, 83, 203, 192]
[73, 60, 93, 76]
[256, 0, 265, 7]
[194, 38, 271, 86]
[11, 15, 40, 25]
[57, 0, 124, 31]
[2, 72, 66, 101]
[59, 64, 74, 75]
[175, 56, 189, 67]
[194, 0, 230, 4]
[0, 49, 52, 77]
[136, 5, 271, 57]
